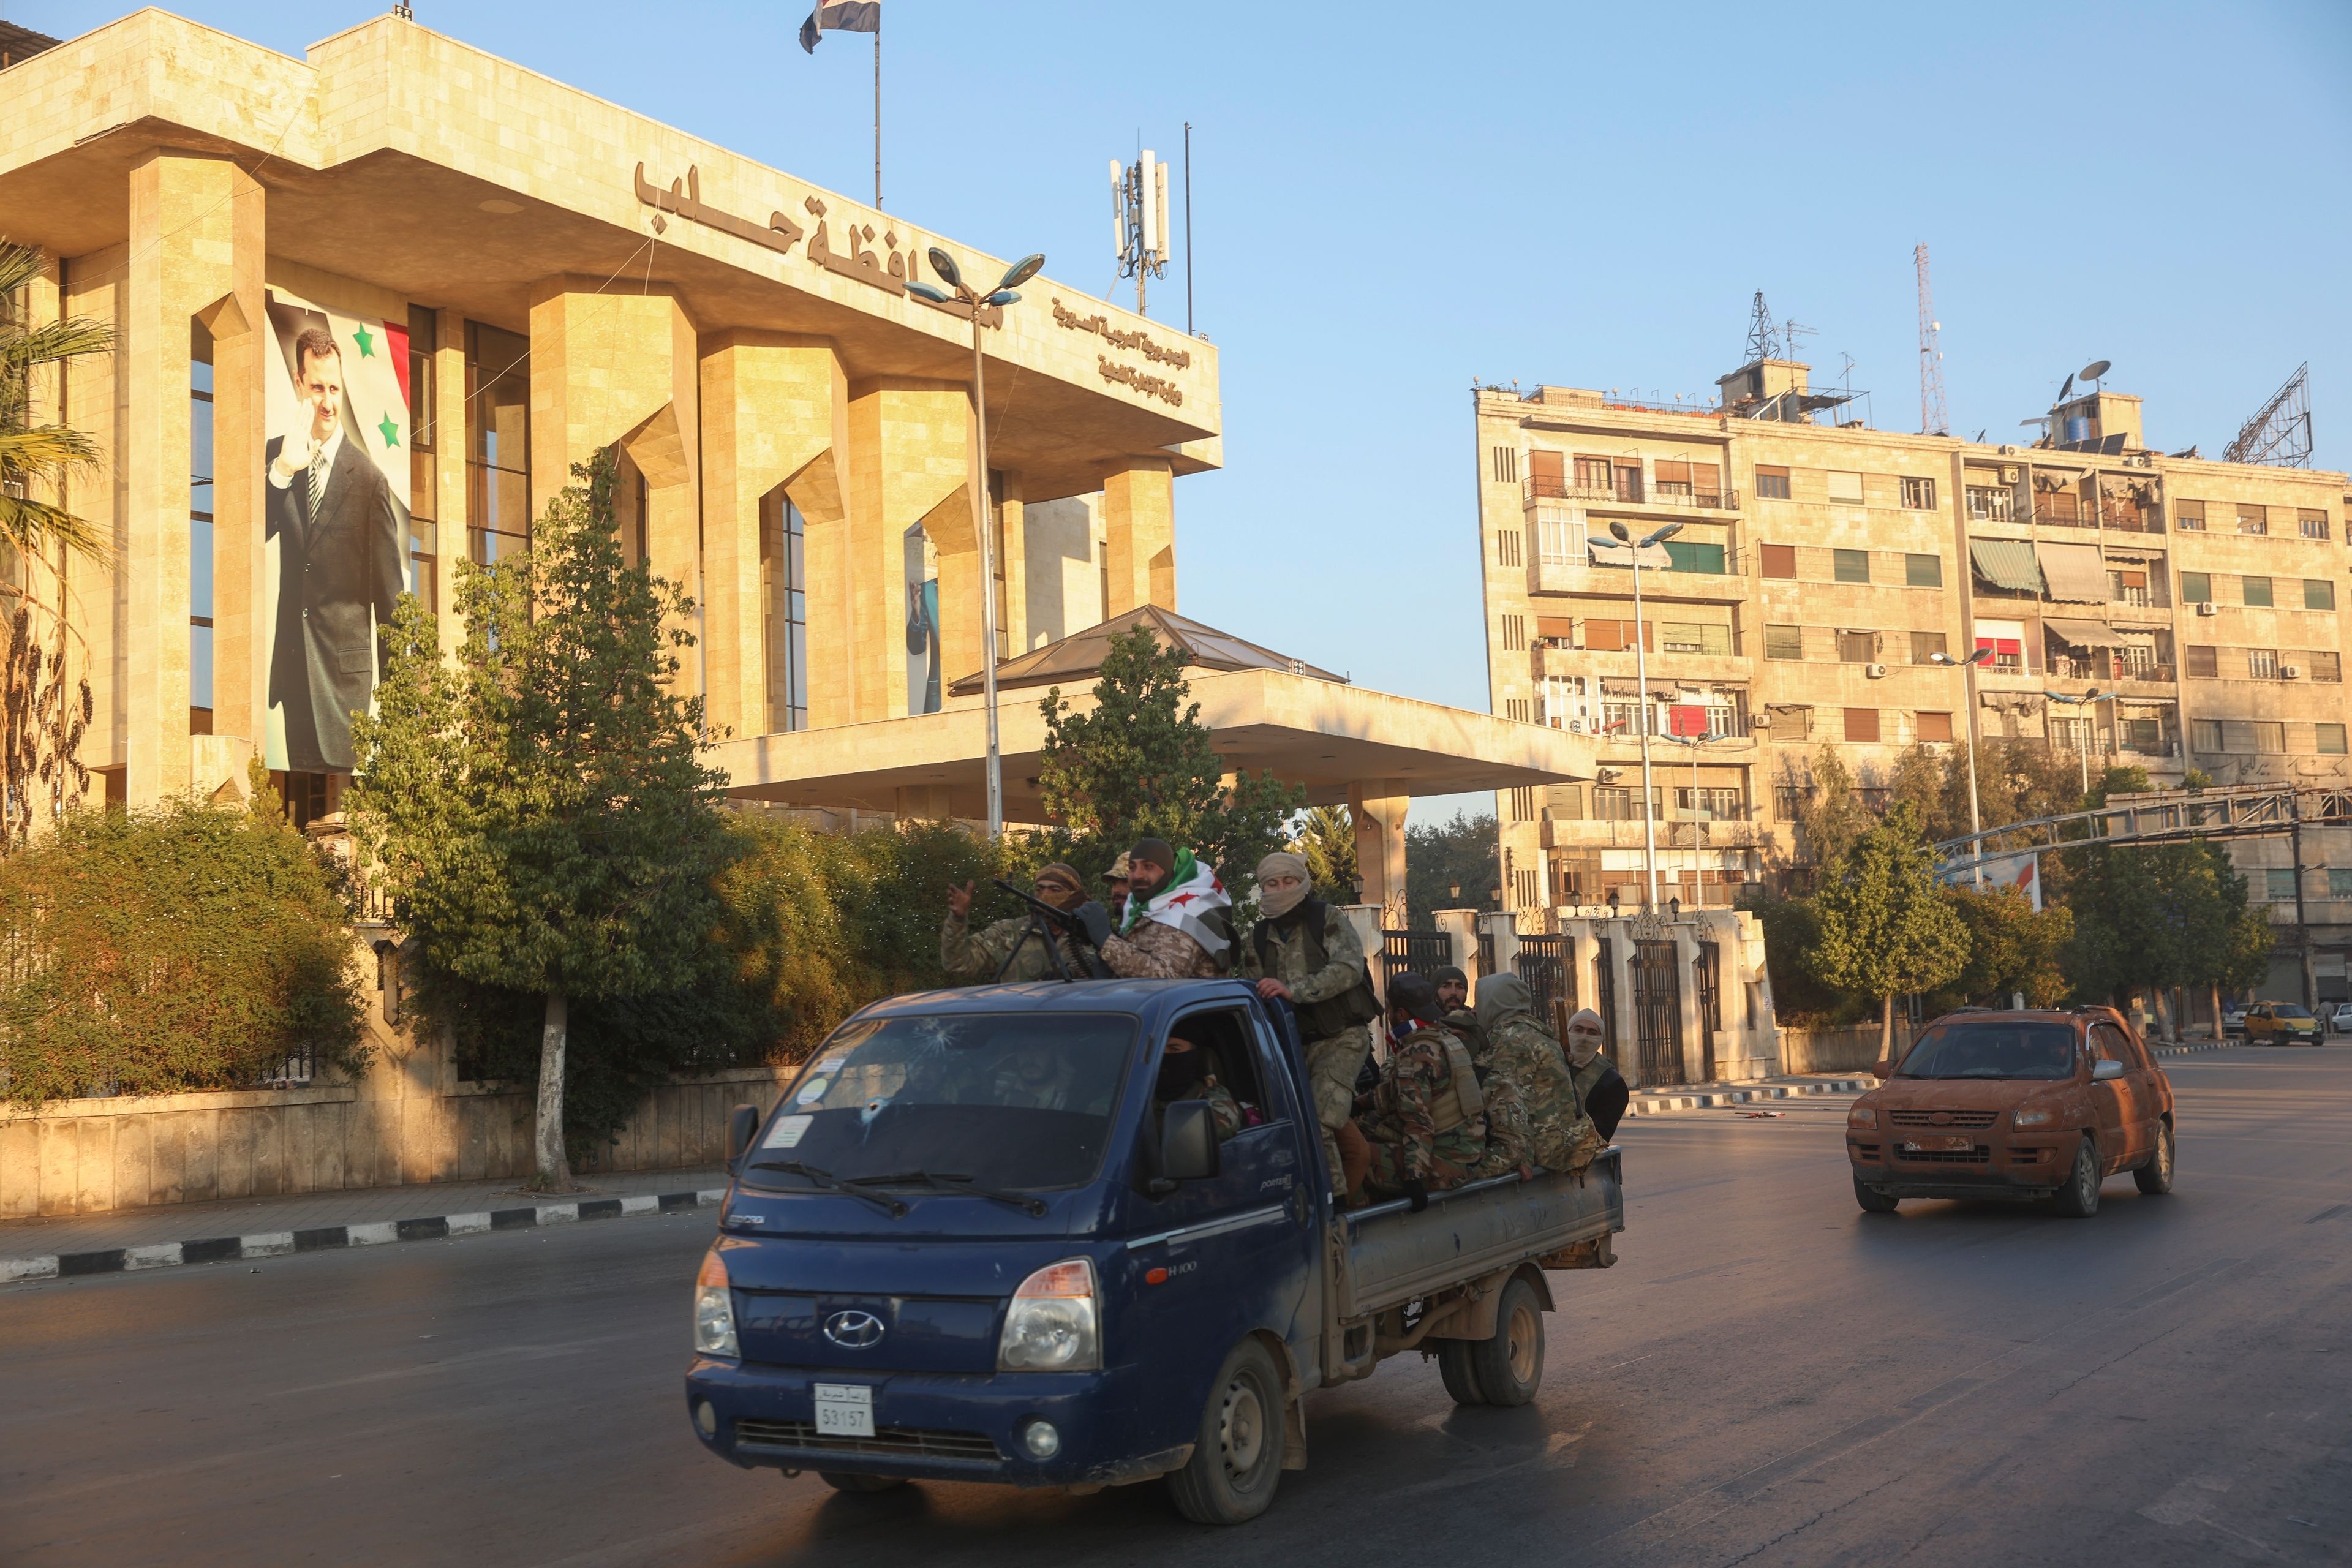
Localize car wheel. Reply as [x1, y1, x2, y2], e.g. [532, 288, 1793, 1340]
[1465, 1275, 1546, 1408]
[2050, 1136, 2102, 1218]
[818, 1471, 910, 1493]
[2133, 1121, 2175, 1195]
[1167, 1338, 1286, 1525]
[1436, 1338, 1488, 1406]
[1854, 1174, 1900, 1214]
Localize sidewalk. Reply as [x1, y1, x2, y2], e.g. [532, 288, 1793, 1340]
[2, 1164, 729, 1284]
[1626, 1072, 1874, 1117]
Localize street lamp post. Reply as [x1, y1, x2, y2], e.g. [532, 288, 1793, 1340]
[910, 248, 1045, 839]
[2043, 686, 2117, 798]
[1604, 519, 1683, 911]
[1929, 645, 1996, 886]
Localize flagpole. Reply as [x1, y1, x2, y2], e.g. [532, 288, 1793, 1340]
[872, 18, 881, 208]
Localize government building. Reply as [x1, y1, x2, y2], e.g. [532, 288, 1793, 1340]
[1475, 356, 2352, 1004]
[0, 8, 1589, 922]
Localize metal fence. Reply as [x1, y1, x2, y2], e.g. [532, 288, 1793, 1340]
[1694, 941, 1722, 1082]
[1381, 929, 1455, 988]
[1632, 938, 1684, 1087]
[1593, 937, 1618, 1055]
[1516, 935, 1570, 1014]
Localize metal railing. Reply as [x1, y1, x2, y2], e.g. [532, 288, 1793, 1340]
[1523, 476, 1741, 510]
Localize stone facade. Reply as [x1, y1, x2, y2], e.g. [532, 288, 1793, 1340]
[1473, 369, 2352, 1001]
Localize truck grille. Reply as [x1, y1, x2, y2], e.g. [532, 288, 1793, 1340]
[1898, 1146, 1990, 1165]
[734, 1419, 1001, 1462]
[1888, 1110, 1998, 1129]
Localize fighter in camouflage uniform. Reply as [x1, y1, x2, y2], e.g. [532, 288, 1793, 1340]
[1152, 1036, 1245, 1142]
[1240, 851, 1384, 1189]
[940, 864, 1088, 982]
[1473, 973, 1603, 1174]
[1355, 973, 1489, 1208]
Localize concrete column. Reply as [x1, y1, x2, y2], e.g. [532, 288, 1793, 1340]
[1606, 921, 1638, 1079]
[1102, 456, 1175, 615]
[698, 333, 848, 739]
[1433, 909, 1478, 976]
[198, 180, 265, 758]
[1673, 923, 1708, 1083]
[124, 151, 262, 805]
[832, 380, 967, 725]
[526, 279, 701, 640]
[997, 470, 1027, 658]
[1349, 782, 1411, 930]
[431, 309, 467, 662]
[1479, 912, 1521, 987]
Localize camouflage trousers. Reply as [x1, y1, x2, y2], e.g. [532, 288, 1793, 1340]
[1359, 1120, 1484, 1196]
[1303, 1026, 1373, 1190]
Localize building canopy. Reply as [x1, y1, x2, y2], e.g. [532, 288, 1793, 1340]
[947, 605, 1344, 698]
[1969, 539, 2044, 594]
[2035, 541, 2112, 604]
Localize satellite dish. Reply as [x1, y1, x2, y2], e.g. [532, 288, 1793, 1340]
[2079, 359, 2111, 383]
[2056, 373, 2075, 405]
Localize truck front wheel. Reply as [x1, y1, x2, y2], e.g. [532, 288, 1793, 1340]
[1167, 1339, 1287, 1525]
[1465, 1275, 1545, 1408]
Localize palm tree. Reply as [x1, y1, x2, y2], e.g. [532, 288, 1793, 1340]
[1, 239, 115, 590]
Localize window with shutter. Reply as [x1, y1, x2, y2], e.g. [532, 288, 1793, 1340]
[1838, 630, 1879, 663]
[2242, 576, 2274, 608]
[1527, 448, 1563, 497]
[1755, 465, 1791, 500]
[2185, 645, 2217, 678]
[1833, 549, 1870, 584]
[1761, 543, 1797, 579]
[2310, 650, 2342, 682]
[1911, 630, 1947, 663]
[1915, 711, 1953, 742]
[1765, 625, 1803, 660]
[1828, 471, 1866, 504]
[1905, 553, 1942, 587]
[2174, 499, 2206, 531]
[2181, 570, 2211, 604]
[1574, 454, 1613, 490]
[1842, 708, 1881, 743]
[2307, 578, 2335, 610]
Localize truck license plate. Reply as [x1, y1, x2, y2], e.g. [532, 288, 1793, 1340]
[1903, 1136, 1973, 1153]
[813, 1382, 875, 1438]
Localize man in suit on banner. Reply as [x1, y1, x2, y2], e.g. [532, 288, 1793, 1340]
[266, 323, 403, 774]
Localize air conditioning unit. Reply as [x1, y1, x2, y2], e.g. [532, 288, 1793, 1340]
[2283, 665, 2303, 680]
[1569, 719, 1585, 733]
[1751, 712, 1771, 728]
[2196, 601, 2218, 616]
[2001, 464, 2021, 484]
[1866, 663, 1889, 679]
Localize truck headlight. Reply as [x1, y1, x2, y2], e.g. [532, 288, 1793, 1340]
[998, 1258, 1100, 1371]
[694, 1250, 739, 1358]
[1847, 1106, 1877, 1130]
[2013, 1106, 2056, 1129]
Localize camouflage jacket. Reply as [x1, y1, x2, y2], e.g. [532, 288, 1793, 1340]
[1487, 1016, 1599, 1172]
[1240, 905, 1373, 998]
[1102, 919, 1219, 979]
[1160, 1079, 1245, 1143]
[1469, 1064, 1532, 1179]
[1369, 1022, 1488, 1185]
[1443, 1006, 1491, 1061]
[941, 911, 1081, 984]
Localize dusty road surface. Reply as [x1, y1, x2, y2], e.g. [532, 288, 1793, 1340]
[7, 1045, 2347, 1567]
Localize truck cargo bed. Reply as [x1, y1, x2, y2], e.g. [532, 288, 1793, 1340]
[1338, 1148, 1624, 1317]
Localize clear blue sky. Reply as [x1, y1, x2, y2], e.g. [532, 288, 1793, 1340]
[20, 0, 2352, 809]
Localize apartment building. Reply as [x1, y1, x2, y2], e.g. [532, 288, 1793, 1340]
[1475, 358, 2352, 997]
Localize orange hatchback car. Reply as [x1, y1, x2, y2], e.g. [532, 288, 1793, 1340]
[1845, 1007, 2175, 1218]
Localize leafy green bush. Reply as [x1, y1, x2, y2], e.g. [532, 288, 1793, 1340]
[0, 797, 367, 1104]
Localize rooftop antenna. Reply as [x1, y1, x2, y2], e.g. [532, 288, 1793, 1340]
[2222, 363, 2313, 467]
[1745, 291, 1781, 363]
[1110, 146, 1170, 316]
[1782, 317, 1817, 360]
[1915, 242, 1949, 436]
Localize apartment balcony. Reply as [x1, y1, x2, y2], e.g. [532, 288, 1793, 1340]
[2051, 655, 2176, 687]
[1527, 550, 1748, 602]
[1535, 643, 1747, 679]
[1541, 818, 1768, 851]
[1522, 476, 1742, 515]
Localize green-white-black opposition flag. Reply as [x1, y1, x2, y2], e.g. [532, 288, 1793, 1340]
[800, 1, 880, 52]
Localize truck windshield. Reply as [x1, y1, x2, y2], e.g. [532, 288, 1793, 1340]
[1896, 1022, 2076, 1080]
[742, 1012, 1137, 1193]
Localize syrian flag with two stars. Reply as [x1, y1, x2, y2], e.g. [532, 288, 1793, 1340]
[1120, 847, 1232, 955]
[801, 1, 879, 51]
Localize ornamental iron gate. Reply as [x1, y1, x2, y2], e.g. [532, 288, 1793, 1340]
[1381, 929, 1454, 989]
[1632, 938, 1684, 1087]
[1516, 935, 1569, 1014]
[1592, 937, 1618, 1055]
[1694, 941, 1722, 1083]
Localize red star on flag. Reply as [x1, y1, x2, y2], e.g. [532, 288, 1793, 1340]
[1167, 892, 1197, 907]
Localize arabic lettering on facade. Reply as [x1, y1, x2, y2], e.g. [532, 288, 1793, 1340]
[1050, 298, 1192, 369]
[1097, 356, 1184, 407]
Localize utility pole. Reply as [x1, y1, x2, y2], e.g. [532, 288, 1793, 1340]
[2292, 797, 2315, 1009]
[1915, 242, 1948, 436]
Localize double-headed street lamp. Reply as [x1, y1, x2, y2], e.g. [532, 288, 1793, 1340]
[910, 247, 1045, 839]
[1928, 644, 1996, 887]
[1599, 519, 1682, 911]
[2043, 686, 2119, 797]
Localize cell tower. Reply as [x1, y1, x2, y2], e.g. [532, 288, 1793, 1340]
[2222, 363, 2313, 467]
[1915, 243, 1949, 437]
[1745, 291, 1781, 363]
[1110, 150, 1170, 317]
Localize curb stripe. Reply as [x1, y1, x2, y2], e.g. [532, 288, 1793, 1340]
[3, 1188, 727, 1286]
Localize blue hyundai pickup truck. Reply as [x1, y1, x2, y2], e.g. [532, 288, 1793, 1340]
[683, 977, 1626, 1523]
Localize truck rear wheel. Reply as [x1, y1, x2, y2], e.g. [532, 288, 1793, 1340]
[1167, 1339, 1286, 1525]
[1436, 1339, 1487, 1406]
[817, 1471, 908, 1493]
[1465, 1275, 1545, 1408]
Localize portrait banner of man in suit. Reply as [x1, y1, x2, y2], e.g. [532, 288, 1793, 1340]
[263, 295, 412, 775]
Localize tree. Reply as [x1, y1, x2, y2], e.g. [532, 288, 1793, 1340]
[1290, 805, 1359, 904]
[0, 241, 115, 582]
[1787, 747, 1874, 883]
[1035, 626, 1302, 902]
[1404, 810, 1500, 929]
[1, 602, 89, 854]
[1808, 802, 1970, 1059]
[1934, 886, 2074, 1011]
[2066, 839, 2269, 1026]
[350, 452, 736, 1190]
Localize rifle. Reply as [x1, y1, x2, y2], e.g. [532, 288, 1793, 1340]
[989, 878, 1113, 982]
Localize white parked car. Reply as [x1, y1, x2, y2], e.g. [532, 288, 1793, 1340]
[2331, 1003, 2352, 1035]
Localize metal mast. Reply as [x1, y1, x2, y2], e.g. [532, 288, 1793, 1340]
[1744, 291, 1781, 363]
[1915, 243, 1948, 437]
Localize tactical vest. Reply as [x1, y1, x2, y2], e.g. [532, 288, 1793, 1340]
[1250, 900, 1384, 1040]
[1423, 1030, 1487, 1134]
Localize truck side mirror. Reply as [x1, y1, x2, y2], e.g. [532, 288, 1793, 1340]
[726, 1104, 761, 1168]
[2091, 1057, 2125, 1082]
[1161, 1100, 1221, 1183]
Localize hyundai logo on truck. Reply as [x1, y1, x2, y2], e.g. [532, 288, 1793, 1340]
[822, 1310, 884, 1349]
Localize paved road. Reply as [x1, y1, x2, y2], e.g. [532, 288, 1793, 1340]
[7, 1046, 2348, 1567]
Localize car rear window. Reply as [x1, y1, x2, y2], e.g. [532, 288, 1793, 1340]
[1896, 1021, 2077, 1080]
